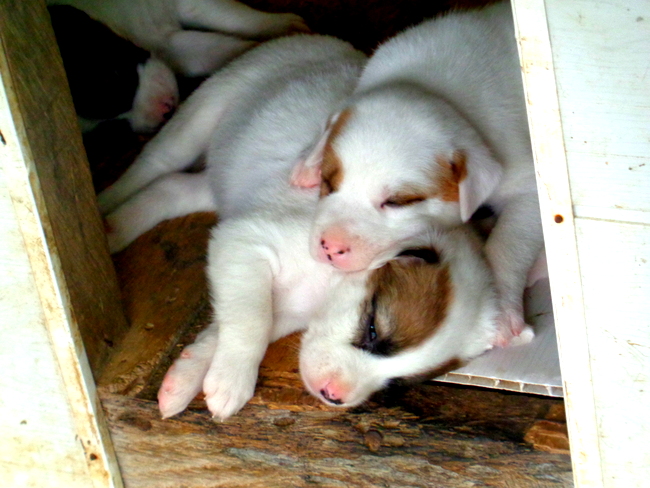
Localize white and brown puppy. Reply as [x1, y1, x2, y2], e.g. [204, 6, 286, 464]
[98, 35, 498, 419]
[48, 0, 309, 77]
[293, 2, 543, 347]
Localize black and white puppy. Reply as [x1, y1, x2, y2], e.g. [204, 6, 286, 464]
[49, 5, 179, 133]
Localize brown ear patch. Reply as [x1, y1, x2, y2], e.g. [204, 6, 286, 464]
[320, 110, 352, 197]
[433, 150, 467, 202]
[359, 258, 453, 355]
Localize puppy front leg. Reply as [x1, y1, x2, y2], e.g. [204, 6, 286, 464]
[105, 172, 215, 253]
[158, 325, 219, 419]
[485, 194, 544, 347]
[97, 68, 244, 214]
[176, 0, 309, 39]
[202, 228, 275, 420]
[165, 30, 255, 77]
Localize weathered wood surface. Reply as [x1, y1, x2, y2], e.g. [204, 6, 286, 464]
[0, 0, 126, 485]
[102, 393, 572, 488]
[98, 212, 216, 394]
[0, 0, 130, 377]
[512, 0, 650, 486]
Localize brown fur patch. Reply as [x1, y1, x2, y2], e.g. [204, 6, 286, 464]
[357, 257, 453, 355]
[320, 110, 352, 196]
[432, 150, 468, 202]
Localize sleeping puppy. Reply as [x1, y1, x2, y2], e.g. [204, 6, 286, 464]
[47, 0, 309, 77]
[98, 35, 498, 419]
[49, 5, 178, 133]
[292, 1, 543, 347]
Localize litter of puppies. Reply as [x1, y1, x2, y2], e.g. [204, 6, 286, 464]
[69, 0, 546, 419]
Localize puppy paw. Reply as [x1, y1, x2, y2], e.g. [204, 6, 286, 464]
[130, 58, 179, 133]
[157, 342, 214, 419]
[203, 360, 258, 421]
[492, 309, 535, 348]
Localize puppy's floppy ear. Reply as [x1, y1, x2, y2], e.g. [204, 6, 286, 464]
[290, 111, 341, 188]
[456, 148, 503, 222]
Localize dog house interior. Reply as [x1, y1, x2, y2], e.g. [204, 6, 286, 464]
[1, 0, 648, 487]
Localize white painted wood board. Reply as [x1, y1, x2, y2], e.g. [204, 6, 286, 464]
[0, 1, 124, 485]
[511, 0, 650, 487]
[0, 79, 123, 488]
[0, 164, 93, 488]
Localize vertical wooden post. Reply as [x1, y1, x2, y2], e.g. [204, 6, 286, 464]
[0, 0, 127, 485]
[511, 1, 650, 486]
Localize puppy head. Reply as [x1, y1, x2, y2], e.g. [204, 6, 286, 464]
[293, 87, 503, 271]
[299, 225, 498, 408]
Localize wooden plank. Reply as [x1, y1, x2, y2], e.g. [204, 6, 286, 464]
[574, 218, 650, 487]
[542, 1, 650, 220]
[0, 0, 130, 376]
[102, 393, 572, 488]
[0, 0, 126, 485]
[509, 1, 602, 486]
[512, 1, 650, 487]
[0, 160, 93, 487]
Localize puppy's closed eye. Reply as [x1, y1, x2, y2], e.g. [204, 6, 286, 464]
[380, 195, 426, 209]
[353, 294, 396, 356]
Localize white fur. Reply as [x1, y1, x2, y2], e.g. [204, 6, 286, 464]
[100, 35, 498, 420]
[48, 0, 309, 77]
[299, 2, 544, 347]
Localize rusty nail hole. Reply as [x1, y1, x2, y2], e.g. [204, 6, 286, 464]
[554, 214, 564, 223]
[103, 338, 114, 347]
[89, 453, 98, 461]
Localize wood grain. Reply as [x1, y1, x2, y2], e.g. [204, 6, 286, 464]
[102, 393, 573, 488]
[98, 212, 217, 394]
[512, 1, 650, 486]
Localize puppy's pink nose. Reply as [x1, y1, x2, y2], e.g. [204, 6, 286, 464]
[319, 384, 344, 405]
[316, 228, 372, 271]
[320, 236, 351, 261]
[319, 229, 355, 268]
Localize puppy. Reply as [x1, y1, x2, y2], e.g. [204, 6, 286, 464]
[48, 0, 309, 77]
[98, 35, 499, 420]
[49, 5, 179, 133]
[292, 2, 543, 347]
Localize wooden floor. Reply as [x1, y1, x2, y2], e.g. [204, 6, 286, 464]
[87, 1, 573, 486]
